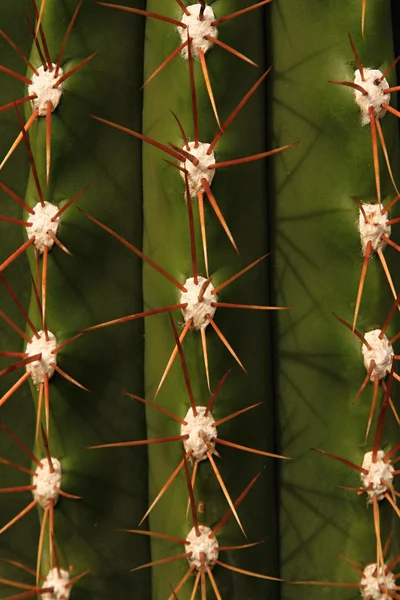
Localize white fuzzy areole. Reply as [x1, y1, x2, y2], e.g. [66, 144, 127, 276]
[180, 141, 215, 198]
[353, 68, 390, 126]
[28, 64, 64, 116]
[360, 562, 396, 600]
[180, 276, 217, 331]
[361, 450, 394, 502]
[186, 525, 219, 570]
[358, 203, 390, 255]
[26, 330, 58, 386]
[41, 567, 71, 600]
[28, 201, 60, 253]
[181, 406, 216, 462]
[33, 457, 61, 509]
[178, 4, 217, 59]
[362, 330, 393, 381]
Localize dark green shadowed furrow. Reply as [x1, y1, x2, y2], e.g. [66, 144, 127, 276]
[142, 2, 285, 599]
[0, 1, 39, 591]
[2, 0, 150, 596]
[270, 1, 400, 597]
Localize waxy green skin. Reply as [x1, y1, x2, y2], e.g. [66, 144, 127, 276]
[142, 2, 283, 598]
[270, 1, 400, 597]
[2, 0, 151, 596]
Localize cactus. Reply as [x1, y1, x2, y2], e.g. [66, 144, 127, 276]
[0, 1, 399, 600]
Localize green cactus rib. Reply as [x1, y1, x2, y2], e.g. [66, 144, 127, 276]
[140, 2, 291, 598]
[1, 0, 151, 596]
[270, 0, 400, 597]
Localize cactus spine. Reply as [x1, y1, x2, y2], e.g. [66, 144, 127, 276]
[0, 1, 399, 599]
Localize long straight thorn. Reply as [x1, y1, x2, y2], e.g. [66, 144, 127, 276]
[204, 35, 258, 67]
[139, 453, 190, 526]
[210, 142, 299, 169]
[198, 49, 221, 129]
[142, 40, 189, 89]
[0, 499, 38, 535]
[169, 313, 197, 416]
[182, 448, 200, 535]
[332, 312, 372, 349]
[353, 240, 371, 331]
[53, 52, 97, 87]
[207, 450, 245, 536]
[153, 319, 192, 400]
[82, 304, 187, 333]
[212, 254, 270, 295]
[89, 115, 185, 161]
[208, 67, 272, 153]
[0, 65, 32, 85]
[211, 472, 261, 537]
[45, 101, 52, 184]
[206, 315, 246, 371]
[184, 171, 198, 284]
[0, 238, 36, 272]
[187, 32, 199, 147]
[55, 0, 83, 76]
[205, 369, 231, 415]
[96, 2, 186, 27]
[211, 0, 273, 26]
[78, 208, 187, 291]
[0, 109, 38, 171]
[201, 178, 238, 252]
[14, 103, 44, 206]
